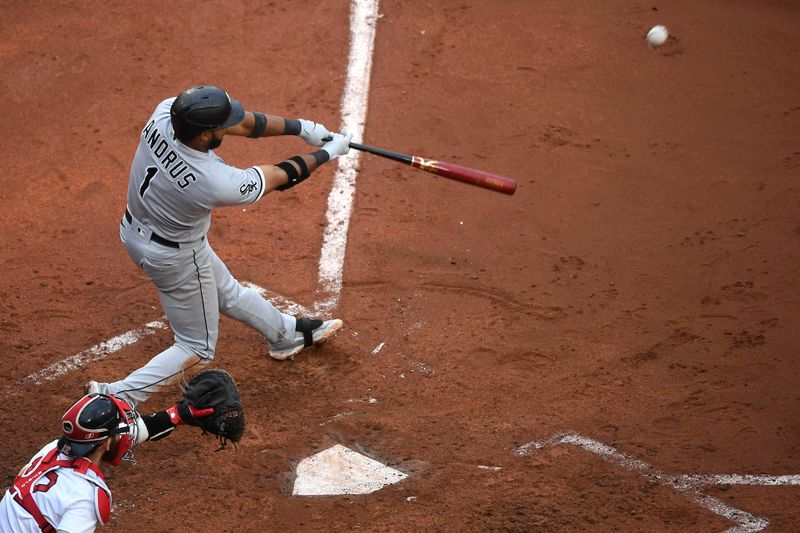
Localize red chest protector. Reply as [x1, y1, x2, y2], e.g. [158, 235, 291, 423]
[11, 446, 112, 532]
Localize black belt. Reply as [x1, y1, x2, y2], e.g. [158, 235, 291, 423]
[124, 209, 180, 249]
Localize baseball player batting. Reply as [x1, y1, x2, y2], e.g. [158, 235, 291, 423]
[0, 386, 227, 532]
[87, 85, 350, 405]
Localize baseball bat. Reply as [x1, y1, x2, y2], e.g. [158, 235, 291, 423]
[349, 142, 517, 195]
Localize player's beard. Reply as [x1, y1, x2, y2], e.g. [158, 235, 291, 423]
[209, 132, 224, 150]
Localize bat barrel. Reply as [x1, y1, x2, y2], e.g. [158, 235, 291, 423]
[411, 157, 517, 195]
[349, 142, 517, 195]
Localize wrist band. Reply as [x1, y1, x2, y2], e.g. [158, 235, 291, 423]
[284, 119, 301, 135]
[248, 112, 267, 138]
[312, 150, 330, 165]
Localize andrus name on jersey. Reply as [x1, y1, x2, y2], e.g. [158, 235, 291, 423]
[142, 120, 197, 189]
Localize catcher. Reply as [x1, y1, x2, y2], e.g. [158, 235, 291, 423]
[0, 369, 243, 532]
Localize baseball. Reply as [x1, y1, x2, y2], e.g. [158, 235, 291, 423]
[646, 25, 669, 47]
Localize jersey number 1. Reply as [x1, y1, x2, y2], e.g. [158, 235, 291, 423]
[139, 166, 158, 198]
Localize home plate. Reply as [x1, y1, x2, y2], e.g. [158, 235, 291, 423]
[293, 444, 408, 496]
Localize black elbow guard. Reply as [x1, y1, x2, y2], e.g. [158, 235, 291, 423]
[248, 112, 267, 138]
[276, 156, 311, 191]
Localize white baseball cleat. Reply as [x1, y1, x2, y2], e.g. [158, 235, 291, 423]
[269, 318, 343, 360]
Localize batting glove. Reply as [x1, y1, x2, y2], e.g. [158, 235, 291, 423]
[321, 131, 353, 160]
[298, 119, 331, 146]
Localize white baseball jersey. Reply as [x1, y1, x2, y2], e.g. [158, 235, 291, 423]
[0, 441, 112, 533]
[100, 94, 298, 406]
[126, 97, 266, 243]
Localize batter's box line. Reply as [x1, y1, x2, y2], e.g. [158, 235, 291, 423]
[0, 283, 310, 397]
[19, 320, 168, 386]
[516, 432, 800, 533]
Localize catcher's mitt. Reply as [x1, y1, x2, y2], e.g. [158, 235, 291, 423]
[177, 369, 245, 448]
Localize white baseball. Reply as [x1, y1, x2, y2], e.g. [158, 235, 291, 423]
[646, 25, 669, 47]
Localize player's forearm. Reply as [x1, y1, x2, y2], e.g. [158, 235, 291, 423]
[134, 411, 177, 444]
[133, 401, 217, 444]
[231, 112, 333, 148]
[256, 131, 351, 193]
[229, 111, 304, 138]
[257, 113, 302, 137]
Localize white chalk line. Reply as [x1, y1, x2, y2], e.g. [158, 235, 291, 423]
[315, 0, 380, 316]
[516, 433, 800, 532]
[241, 282, 313, 317]
[19, 320, 167, 386]
[2, 283, 308, 396]
[676, 474, 800, 487]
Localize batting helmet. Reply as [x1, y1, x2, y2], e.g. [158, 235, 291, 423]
[57, 394, 138, 466]
[170, 85, 245, 142]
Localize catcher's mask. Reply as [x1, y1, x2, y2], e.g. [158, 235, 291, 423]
[57, 394, 138, 466]
[170, 85, 245, 143]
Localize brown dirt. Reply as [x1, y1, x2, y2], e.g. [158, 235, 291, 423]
[1, 0, 799, 531]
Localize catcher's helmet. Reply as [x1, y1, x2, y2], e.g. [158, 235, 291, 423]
[170, 85, 245, 142]
[57, 394, 138, 465]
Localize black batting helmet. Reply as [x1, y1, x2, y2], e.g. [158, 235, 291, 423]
[170, 85, 245, 142]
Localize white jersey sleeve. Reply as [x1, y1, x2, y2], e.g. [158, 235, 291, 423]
[203, 158, 266, 208]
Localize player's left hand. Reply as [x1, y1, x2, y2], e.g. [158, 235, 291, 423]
[176, 369, 245, 447]
[298, 119, 331, 146]
[166, 403, 214, 425]
[321, 131, 353, 160]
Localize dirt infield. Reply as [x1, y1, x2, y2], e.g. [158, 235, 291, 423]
[1, 1, 799, 531]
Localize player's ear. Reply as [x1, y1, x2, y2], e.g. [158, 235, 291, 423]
[200, 130, 217, 145]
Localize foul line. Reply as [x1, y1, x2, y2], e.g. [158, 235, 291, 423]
[517, 432, 800, 532]
[315, 0, 380, 316]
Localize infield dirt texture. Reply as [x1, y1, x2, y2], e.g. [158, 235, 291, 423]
[1, 1, 799, 531]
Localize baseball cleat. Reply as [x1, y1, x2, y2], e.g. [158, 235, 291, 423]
[269, 318, 343, 360]
[84, 380, 100, 395]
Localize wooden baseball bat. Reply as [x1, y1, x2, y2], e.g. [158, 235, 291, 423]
[349, 142, 517, 195]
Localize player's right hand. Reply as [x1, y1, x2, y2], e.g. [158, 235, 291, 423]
[321, 131, 353, 160]
[298, 119, 331, 146]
